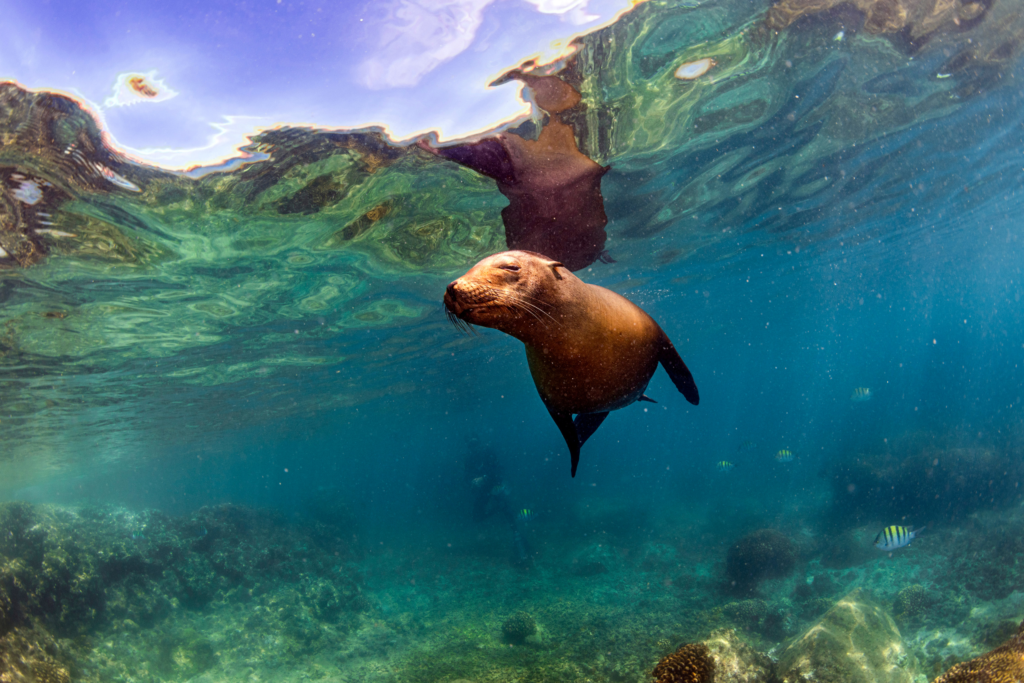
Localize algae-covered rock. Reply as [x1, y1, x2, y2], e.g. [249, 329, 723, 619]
[778, 588, 921, 683]
[725, 529, 798, 594]
[0, 621, 73, 683]
[704, 629, 776, 683]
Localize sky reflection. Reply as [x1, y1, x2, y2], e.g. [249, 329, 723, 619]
[1, 0, 638, 169]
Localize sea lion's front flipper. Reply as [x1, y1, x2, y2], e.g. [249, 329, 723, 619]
[658, 336, 699, 405]
[548, 409, 581, 477]
[574, 411, 609, 448]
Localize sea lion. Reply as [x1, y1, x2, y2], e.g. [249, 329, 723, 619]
[444, 250, 699, 477]
[418, 71, 610, 272]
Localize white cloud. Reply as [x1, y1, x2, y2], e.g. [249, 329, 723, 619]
[522, 0, 598, 24]
[357, 0, 496, 89]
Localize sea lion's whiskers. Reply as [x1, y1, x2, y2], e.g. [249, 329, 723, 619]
[494, 291, 548, 324]
[502, 293, 559, 326]
[444, 306, 476, 335]
[508, 291, 560, 322]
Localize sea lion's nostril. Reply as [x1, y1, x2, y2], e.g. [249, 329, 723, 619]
[446, 281, 459, 299]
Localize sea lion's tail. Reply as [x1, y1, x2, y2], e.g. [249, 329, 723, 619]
[548, 409, 582, 477]
[658, 335, 699, 405]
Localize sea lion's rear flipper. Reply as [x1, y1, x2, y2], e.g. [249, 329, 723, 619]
[548, 409, 582, 477]
[658, 336, 699, 405]
[574, 411, 609, 448]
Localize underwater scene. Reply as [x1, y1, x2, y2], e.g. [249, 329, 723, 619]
[3, 0, 1024, 681]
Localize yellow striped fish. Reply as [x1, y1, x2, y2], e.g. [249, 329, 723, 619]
[716, 461, 735, 473]
[851, 387, 872, 402]
[874, 525, 924, 551]
[775, 449, 794, 463]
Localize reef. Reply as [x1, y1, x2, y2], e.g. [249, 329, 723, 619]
[725, 529, 798, 594]
[933, 619, 1024, 682]
[0, 501, 365, 682]
[826, 442, 1024, 529]
[777, 588, 920, 683]
[651, 642, 715, 683]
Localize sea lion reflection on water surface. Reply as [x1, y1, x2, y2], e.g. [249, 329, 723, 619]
[444, 250, 699, 477]
[419, 71, 610, 272]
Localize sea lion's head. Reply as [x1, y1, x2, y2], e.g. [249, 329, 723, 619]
[444, 250, 568, 339]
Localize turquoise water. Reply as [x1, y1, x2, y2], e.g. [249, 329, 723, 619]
[2, 1, 1024, 681]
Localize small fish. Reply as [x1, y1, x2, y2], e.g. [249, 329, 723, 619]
[716, 461, 735, 473]
[851, 387, 872, 402]
[131, 532, 146, 541]
[834, 30, 845, 41]
[874, 525, 924, 551]
[517, 509, 536, 523]
[775, 449, 794, 463]
[737, 440, 758, 453]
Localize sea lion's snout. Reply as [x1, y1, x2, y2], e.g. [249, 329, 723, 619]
[444, 278, 493, 318]
[443, 280, 464, 316]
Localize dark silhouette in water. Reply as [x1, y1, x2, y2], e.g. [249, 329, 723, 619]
[418, 70, 610, 272]
[464, 449, 532, 567]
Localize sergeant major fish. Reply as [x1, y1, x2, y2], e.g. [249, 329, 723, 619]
[874, 525, 924, 551]
[851, 387, 872, 402]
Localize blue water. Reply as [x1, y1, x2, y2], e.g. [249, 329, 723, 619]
[2, 1, 1024, 681]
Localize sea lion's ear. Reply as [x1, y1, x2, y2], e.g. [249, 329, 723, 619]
[548, 261, 565, 280]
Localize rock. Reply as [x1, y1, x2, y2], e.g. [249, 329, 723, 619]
[704, 629, 776, 683]
[778, 588, 922, 683]
[570, 544, 617, 577]
[725, 529, 798, 594]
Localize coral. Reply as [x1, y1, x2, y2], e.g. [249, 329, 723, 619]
[934, 620, 1024, 682]
[725, 529, 798, 593]
[778, 588, 920, 683]
[893, 584, 935, 623]
[652, 642, 715, 683]
[723, 599, 768, 628]
[501, 611, 537, 644]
